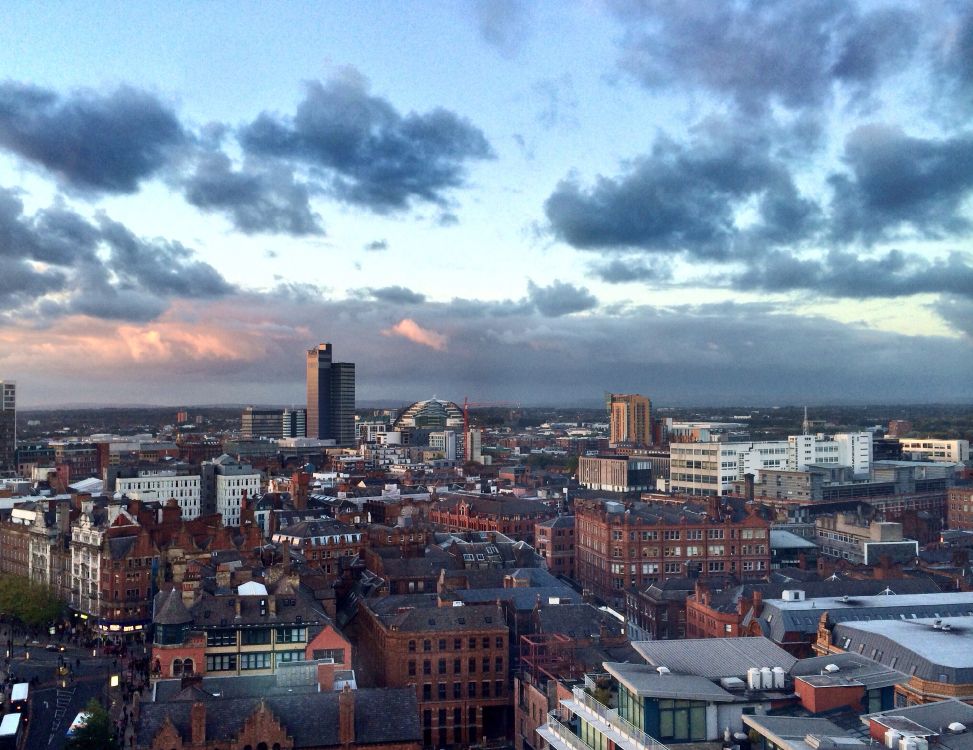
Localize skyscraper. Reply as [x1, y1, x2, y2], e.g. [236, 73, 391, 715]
[0, 381, 16, 473]
[608, 392, 651, 446]
[306, 344, 356, 446]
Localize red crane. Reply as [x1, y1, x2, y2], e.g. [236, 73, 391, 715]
[462, 397, 520, 461]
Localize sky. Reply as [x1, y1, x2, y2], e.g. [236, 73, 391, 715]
[1, 0, 972, 408]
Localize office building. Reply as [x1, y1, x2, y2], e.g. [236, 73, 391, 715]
[116, 470, 202, 519]
[241, 406, 284, 439]
[608, 393, 651, 446]
[0, 381, 15, 474]
[577, 454, 653, 493]
[306, 343, 356, 447]
[899, 438, 970, 463]
[282, 407, 307, 438]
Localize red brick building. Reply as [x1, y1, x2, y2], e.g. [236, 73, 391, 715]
[575, 497, 771, 608]
[535, 515, 575, 579]
[429, 494, 556, 544]
[948, 486, 973, 530]
[355, 594, 510, 749]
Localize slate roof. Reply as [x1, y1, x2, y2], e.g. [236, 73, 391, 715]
[536, 515, 574, 529]
[790, 652, 908, 690]
[603, 662, 736, 702]
[771, 529, 819, 550]
[863, 699, 973, 750]
[153, 589, 193, 625]
[137, 687, 421, 748]
[751, 589, 966, 642]
[632, 637, 797, 678]
[365, 594, 505, 632]
[535, 604, 625, 639]
[832, 615, 973, 684]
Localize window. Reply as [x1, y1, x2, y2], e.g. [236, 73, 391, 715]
[438, 659, 446, 675]
[275, 627, 307, 643]
[423, 684, 431, 700]
[495, 657, 503, 673]
[206, 629, 236, 647]
[408, 640, 416, 653]
[423, 660, 431, 675]
[495, 636, 503, 648]
[241, 652, 271, 670]
[468, 682, 476, 697]
[313, 648, 345, 664]
[482, 657, 490, 673]
[438, 683, 446, 700]
[275, 650, 304, 666]
[453, 638, 461, 650]
[468, 638, 476, 649]
[241, 628, 271, 645]
[468, 657, 476, 673]
[408, 661, 416, 676]
[453, 682, 462, 699]
[482, 681, 491, 697]
[423, 639, 431, 652]
[206, 654, 237, 672]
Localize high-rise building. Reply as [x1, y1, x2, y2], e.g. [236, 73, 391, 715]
[608, 392, 651, 446]
[240, 406, 284, 439]
[282, 407, 307, 438]
[0, 381, 15, 474]
[306, 344, 356, 446]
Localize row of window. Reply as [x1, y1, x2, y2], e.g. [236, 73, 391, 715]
[408, 636, 503, 653]
[206, 627, 307, 647]
[421, 680, 504, 700]
[409, 657, 504, 676]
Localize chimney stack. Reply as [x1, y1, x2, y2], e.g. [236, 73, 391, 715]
[339, 684, 355, 746]
[190, 701, 206, 745]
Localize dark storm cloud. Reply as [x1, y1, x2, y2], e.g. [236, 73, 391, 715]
[183, 152, 324, 236]
[735, 249, 973, 299]
[473, 0, 532, 56]
[360, 286, 427, 305]
[0, 82, 186, 193]
[0, 185, 233, 324]
[592, 258, 672, 284]
[239, 74, 494, 212]
[526, 280, 598, 317]
[545, 134, 812, 258]
[829, 125, 973, 243]
[610, 0, 919, 114]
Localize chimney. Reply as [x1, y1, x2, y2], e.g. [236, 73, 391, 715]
[752, 589, 763, 616]
[317, 660, 336, 691]
[191, 701, 206, 745]
[268, 595, 277, 616]
[744, 473, 755, 501]
[339, 685, 355, 746]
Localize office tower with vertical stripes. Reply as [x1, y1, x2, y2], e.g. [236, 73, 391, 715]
[306, 344, 356, 446]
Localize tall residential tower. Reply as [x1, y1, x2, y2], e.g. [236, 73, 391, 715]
[0, 381, 15, 473]
[306, 344, 355, 446]
[608, 392, 651, 446]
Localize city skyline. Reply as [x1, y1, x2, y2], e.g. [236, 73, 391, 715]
[1, 2, 973, 407]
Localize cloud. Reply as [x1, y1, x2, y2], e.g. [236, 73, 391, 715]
[610, 1, 919, 115]
[382, 318, 448, 350]
[361, 286, 426, 305]
[545, 132, 811, 259]
[592, 258, 672, 284]
[0, 82, 185, 193]
[527, 279, 598, 317]
[735, 249, 973, 300]
[182, 151, 323, 236]
[363, 239, 388, 252]
[829, 125, 973, 244]
[473, 0, 532, 56]
[239, 73, 494, 212]
[5, 293, 971, 407]
[0, 186, 233, 325]
[534, 75, 579, 130]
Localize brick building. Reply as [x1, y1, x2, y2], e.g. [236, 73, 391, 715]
[429, 494, 556, 545]
[534, 515, 575, 579]
[137, 682, 422, 750]
[355, 593, 510, 749]
[948, 486, 973, 530]
[152, 575, 349, 680]
[271, 519, 365, 581]
[575, 497, 771, 608]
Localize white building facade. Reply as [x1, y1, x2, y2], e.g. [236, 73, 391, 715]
[116, 470, 201, 519]
[899, 438, 970, 463]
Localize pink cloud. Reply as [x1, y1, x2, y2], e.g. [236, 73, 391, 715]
[382, 318, 448, 351]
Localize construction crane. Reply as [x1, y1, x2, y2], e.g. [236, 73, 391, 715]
[462, 397, 520, 461]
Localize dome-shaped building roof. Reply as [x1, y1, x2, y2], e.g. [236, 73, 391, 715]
[393, 399, 464, 431]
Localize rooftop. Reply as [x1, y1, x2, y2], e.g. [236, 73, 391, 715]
[632, 637, 797, 678]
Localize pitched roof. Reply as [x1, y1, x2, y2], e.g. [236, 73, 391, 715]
[632, 636, 797, 678]
[153, 589, 193, 625]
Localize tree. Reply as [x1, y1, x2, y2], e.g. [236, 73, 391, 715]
[65, 699, 120, 750]
[0, 574, 63, 627]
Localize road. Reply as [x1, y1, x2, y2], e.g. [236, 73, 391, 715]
[5, 642, 116, 750]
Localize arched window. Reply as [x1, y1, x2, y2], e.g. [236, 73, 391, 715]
[172, 659, 183, 676]
[257, 744, 269, 750]
[183, 658, 194, 674]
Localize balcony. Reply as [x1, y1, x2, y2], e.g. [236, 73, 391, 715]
[537, 713, 591, 750]
[561, 687, 668, 750]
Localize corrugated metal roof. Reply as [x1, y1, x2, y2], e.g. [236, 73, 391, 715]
[632, 636, 796, 677]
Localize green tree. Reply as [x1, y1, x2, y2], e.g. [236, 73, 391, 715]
[65, 699, 120, 750]
[0, 574, 63, 627]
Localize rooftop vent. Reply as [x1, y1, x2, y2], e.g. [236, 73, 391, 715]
[948, 723, 967, 734]
[824, 664, 840, 673]
[933, 619, 943, 629]
[942, 624, 952, 632]
[656, 666, 670, 675]
[840, 595, 850, 603]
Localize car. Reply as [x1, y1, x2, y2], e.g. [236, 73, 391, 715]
[45, 643, 64, 652]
